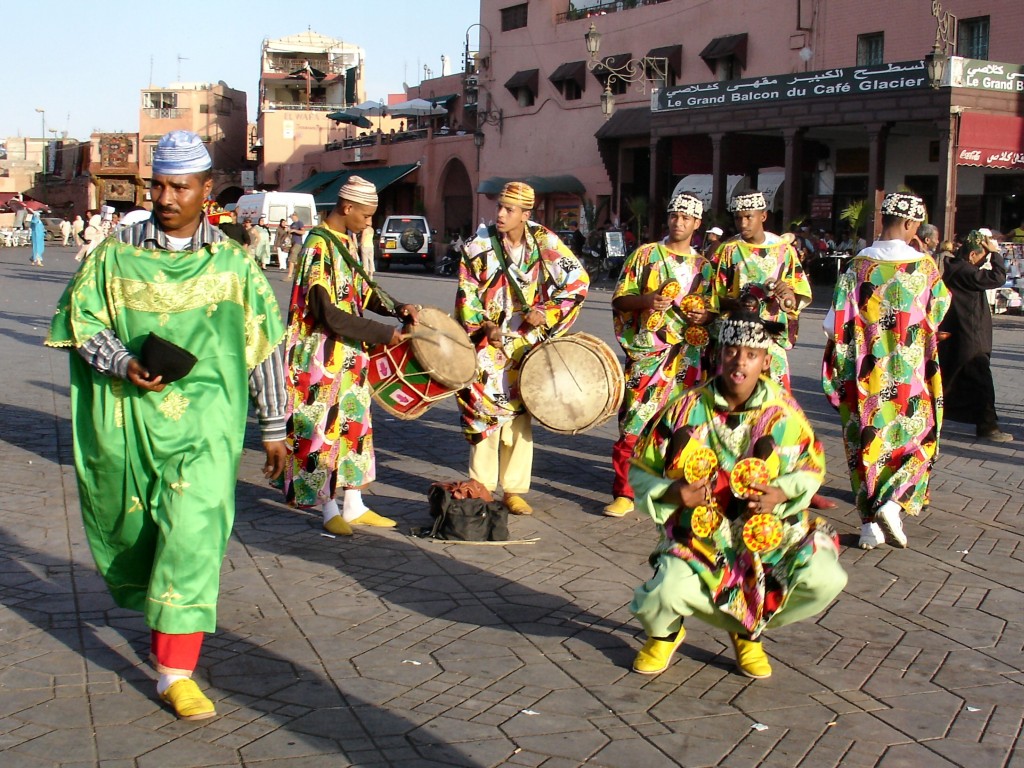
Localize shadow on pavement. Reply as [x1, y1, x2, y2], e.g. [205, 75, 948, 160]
[0, 524, 485, 767]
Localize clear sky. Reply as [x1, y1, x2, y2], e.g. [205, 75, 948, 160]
[1, 0, 481, 141]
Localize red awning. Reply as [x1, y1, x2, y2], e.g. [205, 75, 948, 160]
[957, 113, 1024, 170]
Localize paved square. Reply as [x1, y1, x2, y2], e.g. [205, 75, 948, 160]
[1, 245, 1020, 767]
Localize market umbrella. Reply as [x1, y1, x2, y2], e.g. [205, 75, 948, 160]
[347, 100, 388, 117]
[326, 110, 373, 129]
[387, 98, 448, 118]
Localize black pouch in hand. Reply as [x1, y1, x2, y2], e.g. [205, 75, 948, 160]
[141, 332, 198, 383]
[428, 485, 509, 542]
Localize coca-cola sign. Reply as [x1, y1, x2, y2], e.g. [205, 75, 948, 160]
[957, 146, 1024, 170]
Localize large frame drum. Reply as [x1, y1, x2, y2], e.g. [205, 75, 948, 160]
[518, 332, 624, 434]
[368, 307, 476, 419]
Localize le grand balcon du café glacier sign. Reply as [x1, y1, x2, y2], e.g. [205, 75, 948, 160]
[654, 57, 1024, 113]
[655, 61, 928, 112]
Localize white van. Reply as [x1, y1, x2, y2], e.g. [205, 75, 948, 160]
[234, 192, 318, 228]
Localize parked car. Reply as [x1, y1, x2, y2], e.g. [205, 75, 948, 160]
[41, 216, 65, 241]
[233, 192, 316, 228]
[377, 215, 434, 271]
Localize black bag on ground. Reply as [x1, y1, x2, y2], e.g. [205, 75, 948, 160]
[428, 485, 509, 541]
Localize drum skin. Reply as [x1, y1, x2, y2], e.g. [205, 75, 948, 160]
[368, 307, 476, 419]
[408, 307, 477, 389]
[519, 333, 624, 434]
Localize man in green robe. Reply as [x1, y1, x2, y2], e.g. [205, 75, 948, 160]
[46, 131, 288, 721]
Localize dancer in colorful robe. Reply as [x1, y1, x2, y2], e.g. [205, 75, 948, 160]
[630, 312, 846, 680]
[710, 191, 811, 390]
[822, 192, 950, 550]
[284, 176, 419, 535]
[711, 191, 836, 511]
[46, 131, 288, 721]
[456, 181, 589, 516]
[605, 191, 715, 518]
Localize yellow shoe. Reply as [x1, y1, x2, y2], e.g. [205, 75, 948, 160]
[729, 633, 772, 679]
[505, 495, 533, 516]
[604, 496, 634, 517]
[350, 509, 397, 528]
[323, 516, 354, 535]
[160, 678, 217, 721]
[633, 627, 686, 675]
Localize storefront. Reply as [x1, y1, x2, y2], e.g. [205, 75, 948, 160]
[598, 57, 1024, 240]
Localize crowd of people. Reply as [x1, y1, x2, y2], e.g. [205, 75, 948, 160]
[43, 129, 1015, 722]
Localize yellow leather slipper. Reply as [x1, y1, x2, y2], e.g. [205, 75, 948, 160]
[160, 678, 217, 721]
[505, 495, 533, 515]
[730, 633, 772, 679]
[323, 516, 354, 535]
[604, 496, 635, 517]
[632, 627, 687, 675]
[350, 509, 397, 528]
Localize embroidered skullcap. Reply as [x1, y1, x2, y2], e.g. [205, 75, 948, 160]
[707, 226, 724, 236]
[498, 181, 535, 210]
[880, 192, 926, 222]
[666, 192, 703, 218]
[963, 229, 999, 254]
[151, 130, 212, 176]
[338, 175, 378, 206]
[718, 311, 784, 350]
[728, 191, 767, 213]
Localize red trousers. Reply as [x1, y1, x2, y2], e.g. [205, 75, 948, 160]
[611, 434, 638, 499]
[151, 631, 204, 676]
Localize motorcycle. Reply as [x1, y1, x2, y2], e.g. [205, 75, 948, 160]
[435, 237, 463, 276]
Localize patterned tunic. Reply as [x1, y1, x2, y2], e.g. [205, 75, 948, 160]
[710, 234, 811, 387]
[822, 240, 951, 520]
[284, 227, 383, 505]
[630, 378, 833, 638]
[455, 223, 589, 441]
[613, 241, 715, 436]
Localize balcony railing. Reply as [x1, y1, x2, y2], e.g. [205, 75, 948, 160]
[263, 102, 347, 112]
[143, 108, 188, 119]
[264, 57, 349, 76]
[556, 0, 674, 23]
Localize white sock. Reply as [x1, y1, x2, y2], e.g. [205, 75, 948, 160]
[342, 489, 368, 522]
[322, 498, 341, 523]
[157, 673, 190, 695]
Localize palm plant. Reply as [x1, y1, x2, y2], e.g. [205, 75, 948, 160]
[840, 199, 871, 238]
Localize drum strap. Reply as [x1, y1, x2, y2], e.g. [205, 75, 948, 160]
[488, 230, 532, 313]
[310, 226, 398, 315]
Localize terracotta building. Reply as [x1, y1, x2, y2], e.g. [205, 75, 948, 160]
[139, 81, 251, 206]
[256, 30, 367, 191]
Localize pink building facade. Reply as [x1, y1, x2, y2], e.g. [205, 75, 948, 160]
[479, 0, 1024, 239]
[267, 1, 1023, 247]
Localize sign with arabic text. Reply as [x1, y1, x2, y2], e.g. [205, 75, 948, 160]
[952, 59, 1024, 92]
[655, 61, 928, 113]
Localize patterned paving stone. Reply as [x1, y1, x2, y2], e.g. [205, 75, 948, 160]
[1, 250, 1021, 766]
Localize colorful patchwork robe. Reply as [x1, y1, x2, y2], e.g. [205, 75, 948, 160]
[284, 227, 391, 506]
[455, 223, 589, 442]
[710, 234, 811, 388]
[630, 378, 834, 638]
[613, 242, 715, 437]
[822, 240, 950, 521]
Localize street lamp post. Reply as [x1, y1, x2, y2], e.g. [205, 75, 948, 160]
[34, 108, 46, 203]
[583, 22, 668, 120]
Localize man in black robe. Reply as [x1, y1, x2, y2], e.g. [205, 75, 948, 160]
[939, 230, 1012, 442]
